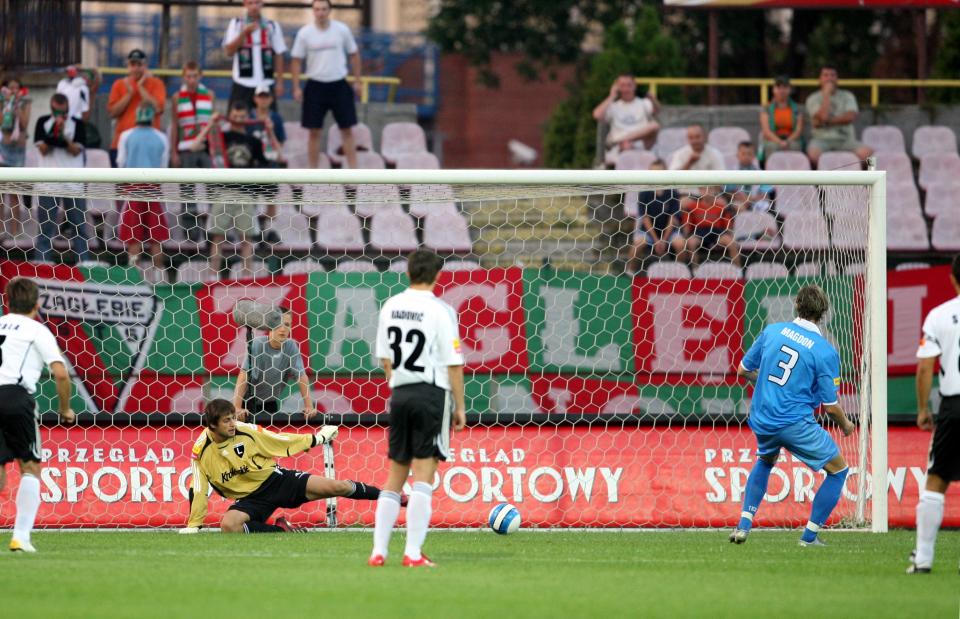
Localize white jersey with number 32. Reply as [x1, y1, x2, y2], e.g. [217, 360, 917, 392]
[917, 295, 960, 396]
[0, 313, 66, 394]
[376, 289, 464, 390]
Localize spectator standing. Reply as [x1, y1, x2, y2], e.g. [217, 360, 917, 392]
[759, 75, 803, 162]
[170, 61, 216, 242]
[32, 93, 91, 264]
[805, 66, 873, 167]
[107, 49, 165, 168]
[290, 0, 362, 169]
[56, 65, 91, 122]
[669, 124, 725, 172]
[0, 76, 31, 238]
[593, 73, 660, 161]
[249, 84, 286, 243]
[628, 160, 685, 272]
[223, 0, 287, 111]
[678, 190, 741, 268]
[117, 104, 171, 283]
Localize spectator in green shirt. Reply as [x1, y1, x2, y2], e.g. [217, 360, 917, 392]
[805, 66, 873, 168]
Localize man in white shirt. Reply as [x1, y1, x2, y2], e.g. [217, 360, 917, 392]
[669, 124, 726, 172]
[369, 250, 467, 568]
[593, 73, 660, 159]
[909, 254, 960, 574]
[0, 277, 75, 552]
[222, 0, 287, 111]
[290, 0, 362, 169]
[55, 65, 90, 122]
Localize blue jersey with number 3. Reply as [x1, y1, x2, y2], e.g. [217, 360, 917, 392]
[741, 320, 841, 434]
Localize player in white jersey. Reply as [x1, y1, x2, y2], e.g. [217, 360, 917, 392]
[909, 255, 960, 574]
[0, 277, 75, 552]
[369, 249, 466, 568]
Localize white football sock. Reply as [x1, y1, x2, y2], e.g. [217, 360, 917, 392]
[914, 490, 945, 568]
[13, 473, 41, 544]
[371, 490, 401, 558]
[403, 482, 433, 560]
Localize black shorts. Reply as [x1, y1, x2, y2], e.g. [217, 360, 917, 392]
[228, 468, 311, 523]
[301, 79, 357, 130]
[0, 385, 40, 464]
[388, 383, 451, 463]
[928, 395, 960, 482]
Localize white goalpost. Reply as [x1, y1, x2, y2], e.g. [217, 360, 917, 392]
[0, 167, 887, 532]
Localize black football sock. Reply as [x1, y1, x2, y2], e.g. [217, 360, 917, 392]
[243, 521, 283, 533]
[344, 480, 381, 501]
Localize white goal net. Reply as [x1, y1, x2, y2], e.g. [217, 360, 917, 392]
[0, 168, 886, 531]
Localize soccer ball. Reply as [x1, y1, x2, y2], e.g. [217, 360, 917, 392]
[488, 503, 521, 535]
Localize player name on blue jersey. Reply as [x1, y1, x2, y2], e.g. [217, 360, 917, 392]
[779, 327, 815, 350]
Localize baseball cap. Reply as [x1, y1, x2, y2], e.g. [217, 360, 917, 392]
[127, 49, 147, 62]
[135, 105, 155, 124]
[254, 84, 272, 96]
[774, 75, 791, 86]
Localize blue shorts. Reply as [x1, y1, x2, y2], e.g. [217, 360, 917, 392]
[753, 418, 840, 471]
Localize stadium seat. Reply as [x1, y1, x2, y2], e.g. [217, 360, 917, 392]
[315, 204, 364, 253]
[369, 205, 418, 253]
[622, 191, 640, 218]
[24, 144, 39, 167]
[326, 122, 374, 166]
[693, 261, 742, 280]
[733, 211, 780, 252]
[85, 148, 111, 168]
[831, 213, 868, 250]
[380, 122, 428, 166]
[923, 181, 960, 219]
[895, 261, 929, 270]
[355, 152, 386, 169]
[355, 184, 402, 218]
[773, 185, 818, 215]
[645, 261, 691, 279]
[395, 152, 440, 169]
[745, 262, 789, 280]
[283, 121, 309, 152]
[282, 259, 328, 275]
[615, 150, 657, 171]
[408, 184, 455, 202]
[300, 184, 347, 218]
[423, 209, 472, 253]
[862, 125, 906, 153]
[708, 126, 751, 158]
[764, 151, 811, 171]
[175, 261, 215, 284]
[410, 200, 458, 219]
[654, 127, 687, 162]
[873, 152, 914, 187]
[782, 211, 830, 251]
[886, 182, 922, 215]
[887, 204, 929, 251]
[286, 150, 330, 169]
[842, 262, 866, 276]
[229, 260, 272, 281]
[443, 260, 482, 271]
[918, 152, 960, 190]
[793, 261, 837, 278]
[931, 210, 960, 251]
[823, 185, 869, 217]
[271, 206, 313, 252]
[816, 151, 862, 171]
[912, 125, 958, 159]
[389, 259, 408, 272]
[335, 260, 378, 273]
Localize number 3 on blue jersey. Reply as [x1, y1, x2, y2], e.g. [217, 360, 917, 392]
[767, 345, 799, 386]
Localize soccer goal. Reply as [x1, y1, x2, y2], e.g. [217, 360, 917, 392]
[0, 166, 886, 532]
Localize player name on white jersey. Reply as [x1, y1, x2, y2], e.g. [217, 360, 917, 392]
[918, 296, 960, 396]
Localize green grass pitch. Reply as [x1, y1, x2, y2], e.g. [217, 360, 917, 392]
[4, 530, 958, 618]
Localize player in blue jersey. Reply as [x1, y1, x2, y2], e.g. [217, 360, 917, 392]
[730, 284, 856, 546]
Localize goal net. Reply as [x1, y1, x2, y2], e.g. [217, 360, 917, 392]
[0, 167, 886, 531]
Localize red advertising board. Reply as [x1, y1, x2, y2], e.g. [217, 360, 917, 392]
[1, 425, 953, 529]
[887, 265, 953, 376]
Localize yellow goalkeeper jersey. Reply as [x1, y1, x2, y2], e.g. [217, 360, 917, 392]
[186, 421, 316, 527]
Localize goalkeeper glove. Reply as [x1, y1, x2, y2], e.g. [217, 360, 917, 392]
[178, 527, 200, 534]
[314, 425, 339, 445]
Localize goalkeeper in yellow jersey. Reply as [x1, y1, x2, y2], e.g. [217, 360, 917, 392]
[180, 399, 388, 533]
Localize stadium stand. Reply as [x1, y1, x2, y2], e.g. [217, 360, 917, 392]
[369, 205, 419, 253]
[911, 125, 958, 159]
[380, 122, 429, 166]
[334, 260, 378, 273]
[708, 126, 751, 158]
[733, 211, 781, 252]
[773, 185, 818, 215]
[794, 261, 838, 277]
[646, 261, 692, 279]
[862, 125, 906, 153]
[356, 152, 387, 169]
[744, 261, 789, 280]
[764, 151, 811, 171]
[422, 208, 473, 253]
[355, 184, 403, 218]
[693, 261, 742, 280]
[782, 211, 830, 251]
[918, 152, 960, 190]
[931, 210, 960, 251]
[923, 181, 960, 218]
[615, 150, 657, 170]
[282, 259, 327, 275]
[816, 150, 862, 171]
[327, 122, 374, 167]
[315, 204, 365, 253]
[396, 152, 440, 169]
[653, 127, 687, 162]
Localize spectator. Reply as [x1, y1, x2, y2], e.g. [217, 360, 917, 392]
[0, 76, 31, 238]
[592, 73, 660, 162]
[33, 93, 91, 264]
[628, 160, 685, 272]
[291, 0, 362, 169]
[223, 0, 287, 112]
[208, 102, 268, 279]
[248, 84, 286, 243]
[117, 104, 170, 283]
[805, 66, 873, 168]
[725, 141, 773, 213]
[669, 124, 725, 172]
[107, 49, 165, 168]
[56, 65, 90, 122]
[759, 75, 803, 162]
[170, 61, 216, 243]
[678, 190, 741, 268]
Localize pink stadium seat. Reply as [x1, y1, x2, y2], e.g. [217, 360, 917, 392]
[282, 122, 309, 158]
[887, 203, 929, 251]
[764, 151, 811, 171]
[326, 123, 374, 166]
[355, 151, 385, 169]
[912, 125, 958, 159]
[443, 260, 482, 271]
[286, 151, 330, 169]
[831, 213, 867, 250]
[395, 152, 440, 169]
[842, 262, 866, 276]
[335, 260, 378, 273]
[24, 144, 39, 167]
[300, 184, 347, 218]
[645, 261, 691, 279]
[85, 148, 111, 168]
[389, 259, 408, 272]
[175, 261, 215, 284]
[229, 260, 272, 281]
[773, 185, 818, 215]
[923, 181, 960, 219]
[615, 150, 657, 171]
[708, 127, 751, 158]
[794, 262, 838, 278]
[369, 205, 418, 253]
[408, 184, 455, 202]
[693, 261, 742, 280]
[355, 184, 402, 218]
[873, 152, 914, 187]
[271, 206, 312, 252]
[380, 122, 428, 166]
[931, 210, 960, 251]
[733, 211, 780, 252]
[862, 126, 906, 153]
[315, 204, 364, 252]
[823, 185, 869, 217]
[886, 182, 922, 215]
[654, 128, 688, 162]
[423, 209, 472, 253]
[816, 151, 862, 171]
[410, 200, 457, 219]
[782, 211, 830, 251]
[282, 260, 327, 275]
[622, 191, 640, 218]
[918, 152, 960, 190]
[745, 262, 789, 280]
